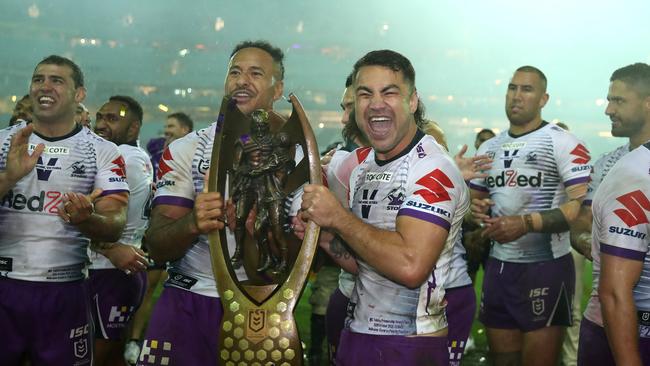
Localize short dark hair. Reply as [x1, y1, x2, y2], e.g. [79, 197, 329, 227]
[476, 128, 495, 139]
[515, 65, 547, 91]
[345, 71, 354, 88]
[36, 55, 85, 88]
[352, 50, 416, 91]
[109, 95, 143, 123]
[230, 40, 285, 80]
[610, 63, 650, 98]
[168, 112, 194, 132]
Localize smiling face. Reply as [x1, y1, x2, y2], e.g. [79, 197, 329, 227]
[30, 63, 85, 125]
[94, 100, 137, 145]
[224, 47, 283, 116]
[354, 65, 418, 160]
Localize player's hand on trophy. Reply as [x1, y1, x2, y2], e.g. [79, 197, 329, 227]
[454, 144, 493, 181]
[4, 124, 45, 183]
[58, 188, 102, 224]
[292, 215, 335, 247]
[481, 215, 528, 243]
[470, 197, 493, 225]
[193, 171, 225, 234]
[300, 184, 344, 228]
[102, 243, 149, 274]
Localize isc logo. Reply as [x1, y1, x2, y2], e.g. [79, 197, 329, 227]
[69, 324, 89, 339]
[529, 287, 549, 298]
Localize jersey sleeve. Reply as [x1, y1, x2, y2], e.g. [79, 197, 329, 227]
[95, 140, 130, 196]
[152, 137, 196, 208]
[398, 154, 468, 231]
[553, 131, 591, 188]
[595, 155, 650, 261]
[584, 153, 608, 206]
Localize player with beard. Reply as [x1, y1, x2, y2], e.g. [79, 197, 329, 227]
[469, 66, 591, 366]
[89, 95, 152, 366]
[0, 55, 129, 365]
[137, 40, 283, 366]
[576, 63, 650, 366]
[299, 49, 469, 365]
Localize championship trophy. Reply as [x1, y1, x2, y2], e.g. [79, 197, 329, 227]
[206, 94, 321, 365]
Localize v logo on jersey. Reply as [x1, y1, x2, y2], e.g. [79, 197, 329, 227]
[503, 149, 519, 169]
[361, 189, 378, 219]
[36, 157, 59, 181]
[110, 156, 127, 178]
[570, 144, 590, 164]
[614, 190, 650, 227]
[157, 148, 174, 181]
[414, 169, 454, 204]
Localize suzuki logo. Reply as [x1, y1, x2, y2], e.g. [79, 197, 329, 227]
[614, 190, 650, 227]
[413, 169, 453, 204]
[570, 144, 591, 164]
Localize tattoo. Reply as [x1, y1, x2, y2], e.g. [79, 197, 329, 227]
[539, 208, 569, 233]
[329, 238, 353, 260]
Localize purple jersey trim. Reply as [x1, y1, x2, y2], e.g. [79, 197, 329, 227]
[582, 199, 593, 206]
[153, 195, 194, 209]
[468, 182, 488, 192]
[564, 176, 590, 187]
[601, 243, 646, 261]
[100, 189, 129, 197]
[398, 208, 451, 231]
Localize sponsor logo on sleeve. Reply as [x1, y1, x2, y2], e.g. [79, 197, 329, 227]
[608, 190, 650, 239]
[413, 169, 453, 204]
[570, 144, 591, 164]
[109, 156, 127, 182]
[157, 148, 174, 181]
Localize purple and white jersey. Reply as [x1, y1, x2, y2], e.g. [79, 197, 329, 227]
[153, 123, 246, 298]
[584, 143, 650, 327]
[583, 142, 630, 206]
[0, 122, 129, 281]
[90, 144, 153, 269]
[469, 123, 591, 263]
[346, 133, 469, 335]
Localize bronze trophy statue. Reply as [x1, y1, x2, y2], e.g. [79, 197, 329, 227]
[206, 94, 321, 366]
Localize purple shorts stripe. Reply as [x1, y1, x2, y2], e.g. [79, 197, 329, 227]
[479, 254, 575, 332]
[336, 328, 449, 366]
[445, 285, 476, 364]
[564, 176, 590, 187]
[101, 189, 129, 197]
[137, 287, 223, 366]
[152, 195, 194, 209]
[468, 182, 488, 192]
[398, 208, 451, 231]
[601, 243, 646, 261]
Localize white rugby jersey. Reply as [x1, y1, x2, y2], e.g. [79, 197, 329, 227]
[583, 142, 630, 206]
[345, 132, 470, 335]
[153, 122, 247, 298]
[584, 143, 650, 327]
[90, 143, 153, 269]
[469, 123, 591, 263]
[0, 122, 129, 281]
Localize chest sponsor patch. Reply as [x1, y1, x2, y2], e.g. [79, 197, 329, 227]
[29, 144, 70, 155]
[365, 172, 393, 183]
